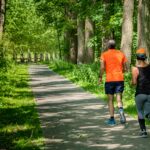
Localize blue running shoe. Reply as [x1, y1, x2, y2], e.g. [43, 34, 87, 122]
[105, 118, 116, 126]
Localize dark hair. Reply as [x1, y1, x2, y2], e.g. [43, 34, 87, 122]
[108, 40, 116, 49]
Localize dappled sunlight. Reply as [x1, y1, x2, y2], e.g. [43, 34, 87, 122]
[29, 65, 150, 150]
[90, 143, 133, 149]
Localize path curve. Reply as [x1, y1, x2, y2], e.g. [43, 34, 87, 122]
[29, 65, 150, 150]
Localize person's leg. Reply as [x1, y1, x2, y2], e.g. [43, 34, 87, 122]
[116, 93, 126, 123]
[135, 94, 146, 120]
[144, 95, 150, 120]
[115, 81, 126, 123]
[105, 82, 116, 125]
[135, 94, 147, 137]
[115, 81, 124, 108]
[105, 94, 116, 125]
[116, 93, 123, 108]
[107, 94, 115, 117]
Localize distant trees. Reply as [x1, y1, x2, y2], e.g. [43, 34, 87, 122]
[0, 0, 150, 66]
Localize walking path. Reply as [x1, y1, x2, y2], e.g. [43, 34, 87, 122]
[29, 65, 150, 150]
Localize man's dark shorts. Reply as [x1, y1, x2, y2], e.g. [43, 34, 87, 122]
[105, 81, 124, 94]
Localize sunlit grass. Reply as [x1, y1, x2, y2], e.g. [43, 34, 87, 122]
[0, 64, 44, 150]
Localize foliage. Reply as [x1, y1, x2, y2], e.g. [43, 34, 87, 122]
[4, 0, 58, 54]
[3, 0, 139, 62]
[0, 42, 11, 72]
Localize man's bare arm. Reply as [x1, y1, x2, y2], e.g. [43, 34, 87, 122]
[99, 59, 105, 84]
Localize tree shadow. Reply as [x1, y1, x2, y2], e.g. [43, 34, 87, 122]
[36, 97, 150, 150]
[0, 104, 44, 150]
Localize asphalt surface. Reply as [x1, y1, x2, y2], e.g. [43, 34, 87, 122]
[29, 64, 150, 150]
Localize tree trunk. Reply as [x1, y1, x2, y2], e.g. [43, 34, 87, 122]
[85, 17, 94, 63]
[121, 0, 134, 68]
[143, 0, 150, 58]
[64, 31, 70, 61]
[27, 52, 32, 62]
[77, 17, 85, 64]
[68, 5, 77, 64]
[40, 53, 44, 62]
[70, 28, 77, 64]
[45, 53, 49, 61]
[34, 52, 38, 62]
[0, 0, 5, 39]
[137, 0, 146, 49]
[20, 52, 25, 63]
[102, 0, 114, 51]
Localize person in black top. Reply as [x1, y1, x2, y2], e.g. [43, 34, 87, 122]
[132, 48, 150, 138]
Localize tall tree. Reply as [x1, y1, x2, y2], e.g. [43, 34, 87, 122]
[142, 0, 150, 57]
[69, 8, 77, 64]
[63, 1, 78, 63]
[84, 0, 96, 63]
[77, 17, 85, 64]
[0, 0, 5, 39]
[121, 0, 134, 68]
[137, 0, 146, 49]
[69, 27, 77, 64]
[85, 17, 94, 63]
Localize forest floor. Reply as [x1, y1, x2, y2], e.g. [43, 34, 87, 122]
[29, 64, 150, 150]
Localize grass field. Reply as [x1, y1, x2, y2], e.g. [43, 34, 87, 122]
[0, 64, 44, 150]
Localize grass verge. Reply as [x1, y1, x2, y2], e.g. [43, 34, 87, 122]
[0, 64, 44, 150]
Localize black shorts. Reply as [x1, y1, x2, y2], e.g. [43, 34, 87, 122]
[105, 81, 124, 94]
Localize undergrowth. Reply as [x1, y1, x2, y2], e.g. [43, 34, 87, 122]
[47, 60, 137, 118]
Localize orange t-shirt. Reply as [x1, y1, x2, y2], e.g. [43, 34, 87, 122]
[100, 49, 127, 82]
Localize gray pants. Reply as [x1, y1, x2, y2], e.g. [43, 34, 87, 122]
[135, 94, 150, 119]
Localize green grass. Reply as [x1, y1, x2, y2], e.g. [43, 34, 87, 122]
[47, 60, 148, 122]
[0, 64, 44, 150]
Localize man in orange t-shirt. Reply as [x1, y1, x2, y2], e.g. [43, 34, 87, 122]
[99, 39, 127, 126]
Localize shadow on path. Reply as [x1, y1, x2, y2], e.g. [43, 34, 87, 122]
[29, 65, 150, 150]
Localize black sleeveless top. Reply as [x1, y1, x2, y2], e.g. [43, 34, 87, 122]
[136, 65, 150, 96]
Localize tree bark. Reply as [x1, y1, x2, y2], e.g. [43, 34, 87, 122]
[0, 0, 5, 39]
[121, 0, 134, 68]
[64, 30, 70, 61]
[68, 4, 78, 64]
[102, 0, 114, 51]
[143, 0, 150, 58]
[77, 17, 85, 64]
[85, 17, 94, 63]
[70, 27, 77, 64]
[137, 0, 146, 49]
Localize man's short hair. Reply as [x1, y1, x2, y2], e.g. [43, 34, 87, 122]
[108, 40, 116, 49]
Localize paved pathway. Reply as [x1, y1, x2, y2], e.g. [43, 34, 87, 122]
[29, 65, 150, 150]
